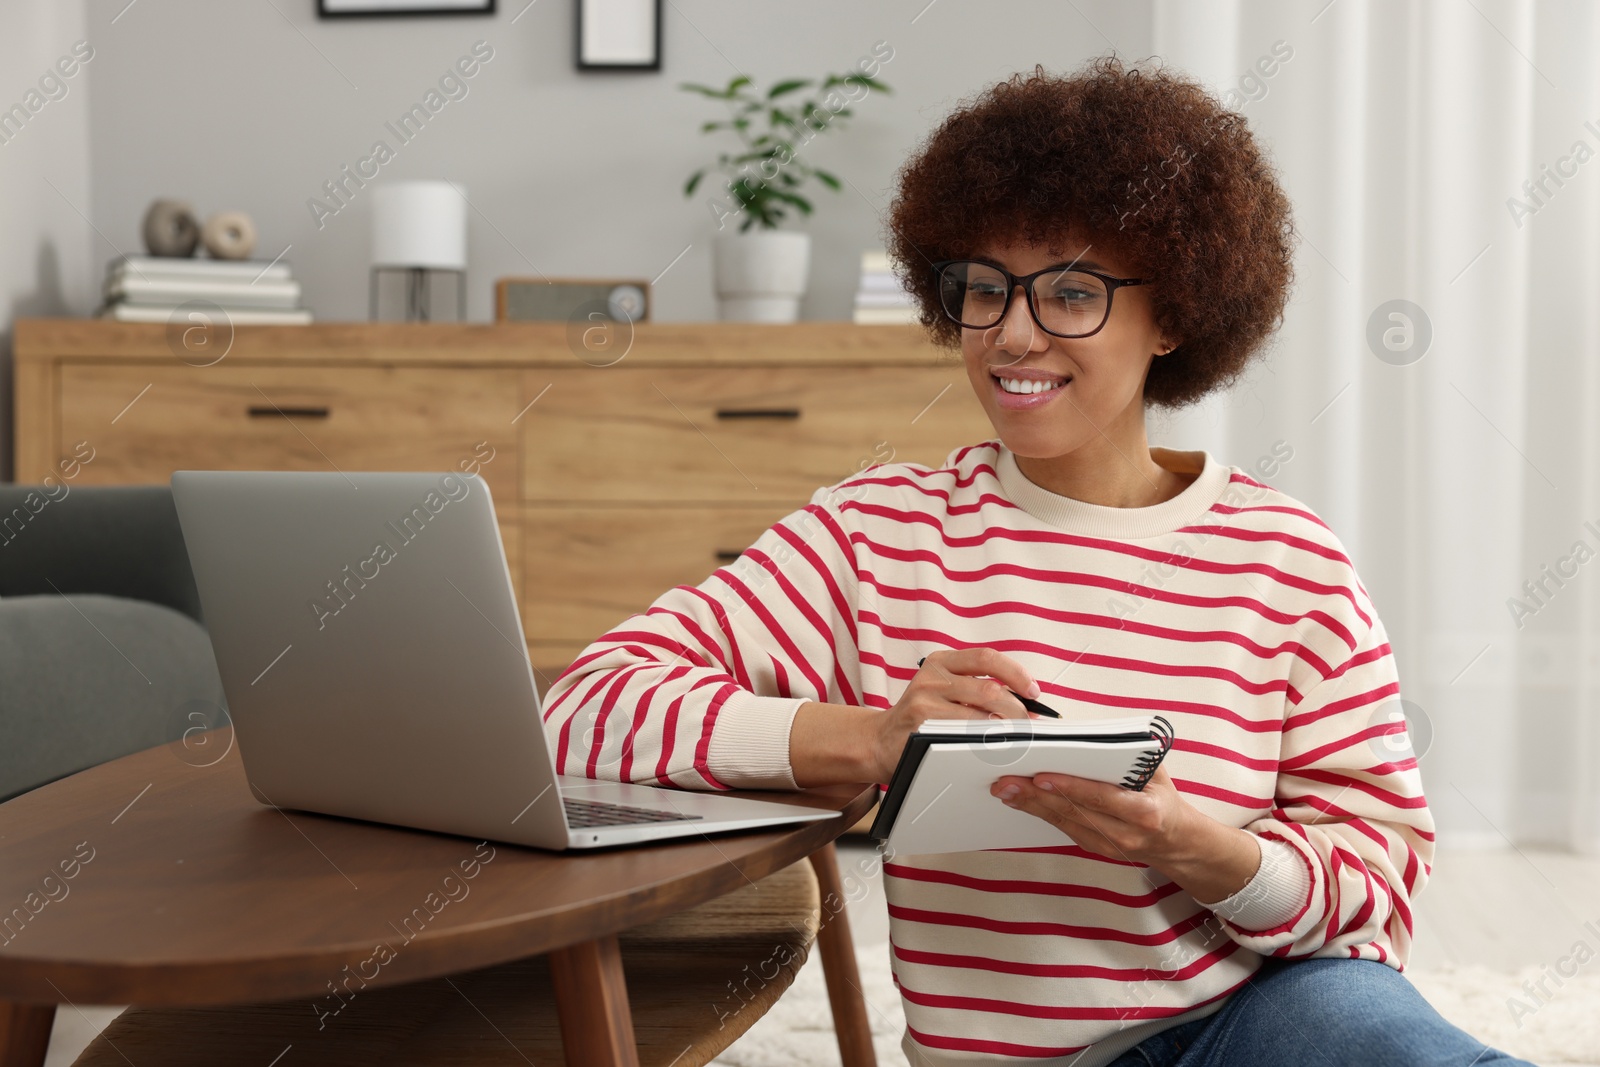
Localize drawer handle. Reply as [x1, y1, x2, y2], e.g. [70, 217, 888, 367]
[714, 407, 800, 420]
[247, 405, 330, 419]
[713, 549, 746, 563]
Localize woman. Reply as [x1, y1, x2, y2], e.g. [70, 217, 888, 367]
[543, 57, 1533, 1067]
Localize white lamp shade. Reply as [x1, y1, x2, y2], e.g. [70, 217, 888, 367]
[371, 181, 467, 270]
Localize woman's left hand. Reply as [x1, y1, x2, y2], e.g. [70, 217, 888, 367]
[992, 765, 1268, 906]
[990, 765, 1196, 868]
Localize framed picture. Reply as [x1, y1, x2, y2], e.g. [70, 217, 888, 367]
[318, 0, 495, 16]
[576, 0, 662, 71]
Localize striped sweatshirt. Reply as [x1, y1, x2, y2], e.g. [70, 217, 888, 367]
[541, 440, 1436, 1066]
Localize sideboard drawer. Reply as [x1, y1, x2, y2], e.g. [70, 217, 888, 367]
[521, 505, 797, 647]
[57, 364, 523, 499]
[519, 365, 988, 503]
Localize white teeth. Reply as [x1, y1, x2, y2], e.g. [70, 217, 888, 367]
[997, 376, 1065, 395]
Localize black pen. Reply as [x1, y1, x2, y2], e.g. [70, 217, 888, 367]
[916, 656, 1062, 718]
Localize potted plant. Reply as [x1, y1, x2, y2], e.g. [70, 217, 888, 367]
[682, 69, 891, 322]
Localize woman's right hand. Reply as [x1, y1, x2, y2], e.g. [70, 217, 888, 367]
[867, 648, 1041, 782]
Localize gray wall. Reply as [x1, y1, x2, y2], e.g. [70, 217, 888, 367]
[0, 3, 95, 479]
[80, 1, 1150, 324]
[1, 0, 1152, 475]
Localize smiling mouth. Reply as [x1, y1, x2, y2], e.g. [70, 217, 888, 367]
[992, 373, 1071, 395]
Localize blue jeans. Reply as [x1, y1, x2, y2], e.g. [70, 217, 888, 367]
[1107, 956, 1540, 1067]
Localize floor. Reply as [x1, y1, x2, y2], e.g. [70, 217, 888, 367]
[1398, 845, 1600, 972]
[40, 839, 1600, 1065]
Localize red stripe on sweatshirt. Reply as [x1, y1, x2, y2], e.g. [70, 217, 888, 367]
[859, 627, 1296, 720]
[1284, 680, 1400, 730]
[584, 661, 664, 779]
[741, 545, 859, 705]
[772, 518, 860, 646]
[865, 577, 1335, 678]
[883, 862, 1188, 906]
[842, 471, 1021, 515]
[842, 501, 1372, 627]
[896, 968, 1251, 1024]
[680, 586, 755, 691]
[713, 569, 831, 698]
[901, 1024, 1095, 1059]
[1282, 768, 1427, 810]
[686, 681, 738, 790]
[1209, 501, 1333, 532]
[891, 935, 1243, 981]
[889, 902, 1215, 945]
[855, 538, 1361, 651]
[1279, 722, 1409, 771]
[1176, 523, 1356, 572]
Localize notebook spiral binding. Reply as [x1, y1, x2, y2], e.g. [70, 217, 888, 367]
[1119, 715, 1176, 791]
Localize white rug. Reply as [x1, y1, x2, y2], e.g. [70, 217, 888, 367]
[710, 944, 1600, 1067]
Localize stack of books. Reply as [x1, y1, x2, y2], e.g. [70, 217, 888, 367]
[852, 249, 918, 325]
[98, 256, 312, 325]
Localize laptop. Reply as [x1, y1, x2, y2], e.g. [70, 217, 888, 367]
[170, 469, 837, 849]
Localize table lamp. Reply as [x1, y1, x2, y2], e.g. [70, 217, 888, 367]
[370, 180, 467, 322]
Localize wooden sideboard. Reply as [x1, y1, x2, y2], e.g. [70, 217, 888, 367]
[13, 319, 992, 676]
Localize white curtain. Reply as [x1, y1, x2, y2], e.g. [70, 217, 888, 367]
[1146, 0, 1600, 852]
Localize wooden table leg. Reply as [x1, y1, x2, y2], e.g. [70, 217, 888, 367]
[0, 1003, 54, 1067]
[809, 842, 878, 1067]
[549, 935, 640, 1067]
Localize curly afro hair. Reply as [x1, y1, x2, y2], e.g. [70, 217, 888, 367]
[885, 55, 1296, 409]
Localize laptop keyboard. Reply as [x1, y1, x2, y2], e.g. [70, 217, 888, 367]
[563, 796, 704, 829]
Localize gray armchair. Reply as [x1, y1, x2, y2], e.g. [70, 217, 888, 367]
[0, 485, 225, 802]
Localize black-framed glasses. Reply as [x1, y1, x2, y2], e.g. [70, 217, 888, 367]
[932, 259, 1149, 339]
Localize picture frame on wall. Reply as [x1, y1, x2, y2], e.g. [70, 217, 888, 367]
[576, 0, 662, 71]
[318, 0, 495, 17]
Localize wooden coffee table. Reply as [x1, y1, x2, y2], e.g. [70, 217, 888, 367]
[0, 729, 875, 1067]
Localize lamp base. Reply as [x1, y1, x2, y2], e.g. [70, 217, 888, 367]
[370, 267, 466, 322]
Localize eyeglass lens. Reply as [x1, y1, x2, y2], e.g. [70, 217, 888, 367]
[936, 261, 1110, 337]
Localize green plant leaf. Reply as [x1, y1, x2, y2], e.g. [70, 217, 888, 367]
[767, 78, 812, 99]
[679, 81, 731, 98]
[685, 68, 890, 211]
[770, 189, 813, 214]
[731, 177, 764, 203]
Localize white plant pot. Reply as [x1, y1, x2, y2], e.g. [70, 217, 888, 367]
[713, 230, 811, 323]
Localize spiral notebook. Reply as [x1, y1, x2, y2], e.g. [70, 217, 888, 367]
[867, 714, 1174, 856]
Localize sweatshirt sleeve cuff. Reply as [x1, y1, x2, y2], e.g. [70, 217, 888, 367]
[1202, 834, 1313, 932]
[705, 690, 808, 790]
